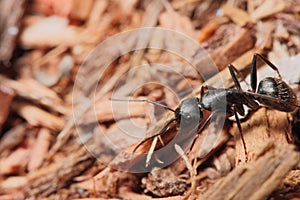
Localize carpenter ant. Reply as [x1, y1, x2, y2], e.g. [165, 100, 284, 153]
[111, 53, 299, 164]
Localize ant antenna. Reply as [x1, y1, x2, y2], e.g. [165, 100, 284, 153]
[109, 98, 176, 113]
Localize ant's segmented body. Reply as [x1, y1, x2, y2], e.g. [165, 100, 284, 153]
[111, 53, 299, 163]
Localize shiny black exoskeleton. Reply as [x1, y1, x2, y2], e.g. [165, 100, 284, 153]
[256, 77, 297, 111]
[114, 53, 298, 158]
[247, 53, 298, 112]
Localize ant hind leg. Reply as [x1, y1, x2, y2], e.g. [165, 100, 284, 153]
[253, 53, 284, 81]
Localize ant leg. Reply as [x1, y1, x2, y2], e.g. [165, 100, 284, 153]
[188, 113, 214, 153]
[199, 85, 206, 101]
[250, 54, 258, 92]
[132, 118, 176, 155]
[200, 85, 217, 100]
[233, 105, 248, 162]
[251, 53, 283, 92]
[255, 53, 283, 79]
[228, 64, 242, 90]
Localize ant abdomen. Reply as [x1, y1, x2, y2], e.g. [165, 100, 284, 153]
[257, 77, 297, 112]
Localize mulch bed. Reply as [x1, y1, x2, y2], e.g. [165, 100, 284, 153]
[1, 0, 300, 199]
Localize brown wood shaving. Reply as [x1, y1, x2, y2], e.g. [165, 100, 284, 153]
[221, 4, 255, 26]
[0, 0, 26, 61]
[0, 84, 15, 131]
[1, 0, 300, 199]
[200, 142, 300, 200]
[250, 0, 287, 20]
[12, 102, 65, 131]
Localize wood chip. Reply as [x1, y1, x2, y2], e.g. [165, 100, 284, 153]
[201, 142, 300, 200]
[20, 16, 84, 48]
[25, 146, 95, 197]
[0, 76, 69, 115]
[13, 102, 65, 131]
[209, 25, 254, 70]
[0, 176, 27, 190]
[274, 20, 289, 40]
[268, 39, 290, 61]
[0, 148, 30, 175]
[198, 17, 229, 43]
[27, 128, 52, 171]
[69, 0, 94, 20]
[0, 84, 15, 131]
[0, 125, 26, 156]
[159, 5, 197, 39]
[250, 0, 287, 20]
[0, 0, 26, 61]
[221, 4, 255, 26]
[255, 21, 275, 49]
[2, 0, 300, 199]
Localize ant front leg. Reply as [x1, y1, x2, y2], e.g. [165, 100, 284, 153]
[228, 64, 242, 90]
[187, 112, 214, 154]
[250, 53, 283, 92]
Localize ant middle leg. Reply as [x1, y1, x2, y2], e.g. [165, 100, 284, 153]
[233, 105, 248, 162]
[228, 64, 243, 90]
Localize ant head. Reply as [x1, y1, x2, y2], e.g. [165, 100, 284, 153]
[175, 97, 203, 129]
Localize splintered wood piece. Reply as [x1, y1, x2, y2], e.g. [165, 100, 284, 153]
[250, 0, 287, 20]
[20, 16, 85, 48]
[0, 76, 69, 115]
[0, 0, 26, 61]
[159, 2, 197, 39]
[0, 176, 27, 192]
[198, 17, 229, 43]
[209, 26, 254, 70]
[221, 4, 255, 26]
[200, 142, 300, 200]
[0, 84, 15, 131]
[27, 128, 52, 171]
[271, 170, 300, 197]
[255, 21, 275, 49]
[233, 108, 293, 164]
[12, 102, 65, 131]
[25, 146, 95, 197]
[69, 0, 94, 20]
[0, 148, 30, 175]
[0, 125, 26, 154]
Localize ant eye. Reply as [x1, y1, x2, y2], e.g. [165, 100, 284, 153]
[185, 114, 192, 121]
